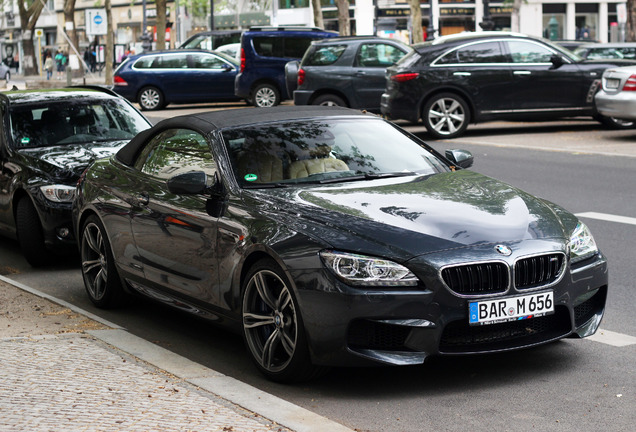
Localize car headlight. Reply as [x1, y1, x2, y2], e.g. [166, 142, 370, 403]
[320, 250, 419, 287]
[569, 222, 598, 263]
[39, 185, 75, 203]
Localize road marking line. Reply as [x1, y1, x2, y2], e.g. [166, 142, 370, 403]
[575, 212, 636, 226]
[587, 329, 636, 347]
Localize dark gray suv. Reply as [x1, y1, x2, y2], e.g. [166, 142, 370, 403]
[289, 36, 411, 111]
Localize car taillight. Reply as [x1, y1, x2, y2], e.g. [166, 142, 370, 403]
[240, 48, 246, 73]
[391, 73, 419, 83]
[298, 68, 305, 86]
[113, 75, 127, 86]
[623, 75, 636, 91]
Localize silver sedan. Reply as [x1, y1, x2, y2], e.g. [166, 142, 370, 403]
[595, 65, 636, 120]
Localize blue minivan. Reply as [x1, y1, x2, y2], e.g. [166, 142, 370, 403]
[234, 26, 338, 107]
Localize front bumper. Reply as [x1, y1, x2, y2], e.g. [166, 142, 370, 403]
[31, 192, 77, 249]
[293, 241, 608, 367]
[595, 90, 636, 120]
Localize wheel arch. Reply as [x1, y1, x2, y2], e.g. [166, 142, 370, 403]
[308, 89, 350, 107]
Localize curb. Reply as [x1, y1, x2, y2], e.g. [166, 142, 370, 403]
[0, 274, 354, 432]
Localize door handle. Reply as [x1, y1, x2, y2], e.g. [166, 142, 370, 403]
[453, 72, 471, 76]
[513, 70, 532, 76]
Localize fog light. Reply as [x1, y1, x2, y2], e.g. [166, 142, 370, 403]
[57, 227, 70, 238]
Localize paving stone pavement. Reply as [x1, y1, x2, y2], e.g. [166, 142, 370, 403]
[0, 333, 290, 432]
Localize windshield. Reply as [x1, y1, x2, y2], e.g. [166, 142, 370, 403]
[10, 98, 151, 148]
[222, 118, 450, 187]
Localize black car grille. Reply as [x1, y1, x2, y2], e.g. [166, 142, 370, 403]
[347, 320, 412, 351]
[442, 262, 509, 295]
[515, 253, 564, 290]
[439, 306, 571, 353]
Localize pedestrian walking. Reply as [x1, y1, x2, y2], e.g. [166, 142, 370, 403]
[54, 50, 65, 79]
[44, 54, 54, 80]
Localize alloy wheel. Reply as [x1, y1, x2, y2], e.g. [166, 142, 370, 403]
[427, 97, 466, 137]
[81, 222, 109, 302]
[243, 269, 298, 373]
[254, 86, 278, 107]
[140, 88, 161, 110]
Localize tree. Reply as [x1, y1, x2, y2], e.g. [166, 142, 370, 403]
[63, 0, 82, 72]
[409, 0, 423, 43]
[155, 0, 168, 49]
[105, 0, 113, 84]
[336, 0, 350, 35]
[629, 0, 636, 41]
[17, 0, 45, 74]
[312, 0, 324, 28]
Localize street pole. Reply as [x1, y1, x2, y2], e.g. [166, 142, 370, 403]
[210, 0, 215, 30]
[480, 0, 494, 31]
[426, 0, 435, 40]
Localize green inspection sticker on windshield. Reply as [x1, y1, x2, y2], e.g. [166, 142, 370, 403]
[21, 137, 30, 145]
[244, 173, 258, 182]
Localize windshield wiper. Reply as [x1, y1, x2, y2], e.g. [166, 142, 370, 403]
[316, 171, 418, 184]
[243, 182, 289, 189]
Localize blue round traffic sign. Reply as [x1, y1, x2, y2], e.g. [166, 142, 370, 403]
[94, 15, 103, 25]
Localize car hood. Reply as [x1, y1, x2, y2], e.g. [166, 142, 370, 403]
[256, 170, 572, 259]
[19, 140, 129, 179]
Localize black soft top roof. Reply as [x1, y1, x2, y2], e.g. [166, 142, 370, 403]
[116, 106, 371, 166]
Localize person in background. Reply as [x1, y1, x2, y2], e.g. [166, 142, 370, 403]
[44, 54, 54, 80]
[55, 50, 64, 79]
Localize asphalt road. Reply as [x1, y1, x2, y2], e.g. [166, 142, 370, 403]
[2, 109, 635, 432]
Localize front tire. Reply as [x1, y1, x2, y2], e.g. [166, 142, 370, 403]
[16, 197, 48, 267]
[422, 93, 470, 139]
[252, 83, 280, 107]
[138, 86, 165, 111]
[242, 259, 323, 382]
[312, 94, 347, 107]
[80, 215, 125, 308]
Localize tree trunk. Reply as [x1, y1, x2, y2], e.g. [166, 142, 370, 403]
[511, 0, 522, 33]
[64, 0, 82, 73]
[628, 0, 636, 41]
[156, 0, 167, 50]
[105, 0, 114, 84]
[409, 0, 423, 43]
[17, 0, 45, 75]
[312, 0, 324, 29]
[336, 0, 351, 36]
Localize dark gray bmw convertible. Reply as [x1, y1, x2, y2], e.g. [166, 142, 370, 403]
[73, 106, 607, 382]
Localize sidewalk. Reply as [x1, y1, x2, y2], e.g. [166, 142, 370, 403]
[0, 276, 354, 432]
[3, 70, 108, 90]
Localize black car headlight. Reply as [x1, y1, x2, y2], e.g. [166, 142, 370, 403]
[39, 185, 76, 203]
[320, 250, 418, 287]
[569, 222, 598, 263]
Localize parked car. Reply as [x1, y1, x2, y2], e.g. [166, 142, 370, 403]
[113, 49, 241, 110]
[234, 26, 338, 107]
[574, 42, 636, 60]
[0, 87, 151, 266]
[216, 43, 241, 60]
[595, 65, 636, 120]
[73, 105, 607, 383]
[0, 62, 10, 83]
[179, 30, 243, 51]
[287, 36, 412, 111]
[553, 39, 597, 52]
[381, 32, 636, 139]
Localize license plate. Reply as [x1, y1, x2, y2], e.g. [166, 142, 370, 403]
[468, 291, 554, 326]
[606, 78, 620, 89]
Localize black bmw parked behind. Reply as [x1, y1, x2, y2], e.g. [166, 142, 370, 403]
[381, 31, 636, 139]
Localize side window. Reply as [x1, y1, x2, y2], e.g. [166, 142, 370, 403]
[357, 43, 407, 67]
[135, 129, 217, 181]
[507, 41, 554, 63]
[160, 54, 188, 68]
[190, 54, 226, 69]
[437, 42, 504, 64]
[133, 56, 156, 69]
[305, 45, 347, 66]
[284, 37, 315, 58]
[253, 37, 284, 57]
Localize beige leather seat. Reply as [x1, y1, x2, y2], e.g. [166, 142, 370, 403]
[288, 158, 349, 179]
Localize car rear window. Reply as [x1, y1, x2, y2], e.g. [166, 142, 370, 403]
[304, 45, 347, 66]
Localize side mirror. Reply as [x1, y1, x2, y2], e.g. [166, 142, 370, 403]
[167, 171, 208, 195]
[550, 54, 565, 69]
[222, 63, 233, 72]
[445, 149, 474, 169]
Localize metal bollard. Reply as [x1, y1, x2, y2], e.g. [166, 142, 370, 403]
[66, 67, 72, 86]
